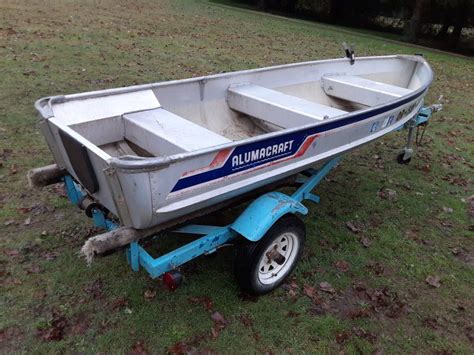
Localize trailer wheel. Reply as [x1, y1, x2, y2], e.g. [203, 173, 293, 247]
[234, 214, 305, 295]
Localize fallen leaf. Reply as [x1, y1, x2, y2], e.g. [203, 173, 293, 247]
[168, 341, 195, 354]
[334, 260, 350, 272]
[353, 281, 367, 292]
[285, 280, 299, 299]
[467, 195, 474, 218]
[188, 296, 214, 311]
[346, 221, 362, 233]
[110, 297, 128, 310]
[210, 311, 228, 339]
[451, 248, 474, 266]
[43, 252, 56, 260]
[378, 187, 397, 201]
[423, 318, 440, 330]
[303, 284, 321, 303]
[239, 314, 253, 326]
[425, 275, 441, 288]
[238, 292, 259, 302]
[346, 308, 370, 319]
[37, 308, 68, 342]
[386, 299, 407, 318]
[9, 164, 18, 174]
[352, 327, 377, 344]
[286, 310, 300, 318]
[211, 311, 227, 326]
[418, 163, 431, 172]
[319, 281, 335, 294]
[5, 249, 20, 257]
[143, 289, 156, 300]
[84, 279, 104, 299]
[335, 331, 351, 344]
[253, 331, 261, 342]
[167, 334, 209, 355]
[0, 326, 24, 346]
[27, 265, 41, 274]
[10, 278, 23, 285]
[24, 216, 31, 226]
[287, 289, 297, 299]
[366, 261, 384, 276]
[465, 326, 474, 343]
[360, 236, 371, 247]
[68, 314, 90, 336]
[128, 340, 149, 355]
[17, 207, 32, 214]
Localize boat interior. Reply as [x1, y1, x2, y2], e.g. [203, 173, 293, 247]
[59, 57, 427, 159]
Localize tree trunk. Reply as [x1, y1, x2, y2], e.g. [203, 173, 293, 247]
[404, 0, 426, 43]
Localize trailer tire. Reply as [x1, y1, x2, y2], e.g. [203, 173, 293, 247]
[234, 214, 305, 295]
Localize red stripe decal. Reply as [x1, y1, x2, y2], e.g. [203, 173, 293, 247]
[181, 148, 233, 177]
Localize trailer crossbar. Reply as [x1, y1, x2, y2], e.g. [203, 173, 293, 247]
[127, 226, 237, 278]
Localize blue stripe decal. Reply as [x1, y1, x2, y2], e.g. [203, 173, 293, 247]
[171, 89, 425, 192]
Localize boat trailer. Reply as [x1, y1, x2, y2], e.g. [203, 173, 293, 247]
[29, 105, 440, 294]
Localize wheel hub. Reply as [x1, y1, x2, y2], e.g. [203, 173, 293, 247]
[257, 232, 299, 285]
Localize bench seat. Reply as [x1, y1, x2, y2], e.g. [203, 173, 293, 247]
[322, 75, 412, 106]
[123, 108, 231, 156]
[227, 84, 347, 128]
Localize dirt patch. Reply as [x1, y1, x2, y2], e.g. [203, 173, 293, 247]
[451, 247, 474, 266]
[36, 308, 91, 342]
[303, 281, 409, 321]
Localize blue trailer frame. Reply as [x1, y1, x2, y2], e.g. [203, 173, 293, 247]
[63, 157, 340, 280]
[62, 106, 438, 282]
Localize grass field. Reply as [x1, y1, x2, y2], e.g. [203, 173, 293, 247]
[1, 0, 473, 353]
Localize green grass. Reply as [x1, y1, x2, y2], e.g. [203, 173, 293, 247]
[1, 0, 473, 353]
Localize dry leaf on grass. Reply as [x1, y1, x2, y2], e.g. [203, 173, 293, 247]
[143, 289, 156, 300]
[319, 281, 335, 294]
[346, 221, 362, 233]
[188, 296, 214, 311]
[303, 284, 321, 303]
[210, 311, 229, 339]
[334, 260, 350, 272]
[425, 275, 441, 288]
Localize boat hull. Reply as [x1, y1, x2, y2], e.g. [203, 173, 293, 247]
[35, 55, 432, 229]
[116, 95, 423, 228]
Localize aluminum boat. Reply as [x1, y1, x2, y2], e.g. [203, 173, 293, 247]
[35, 55, 433, 230]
